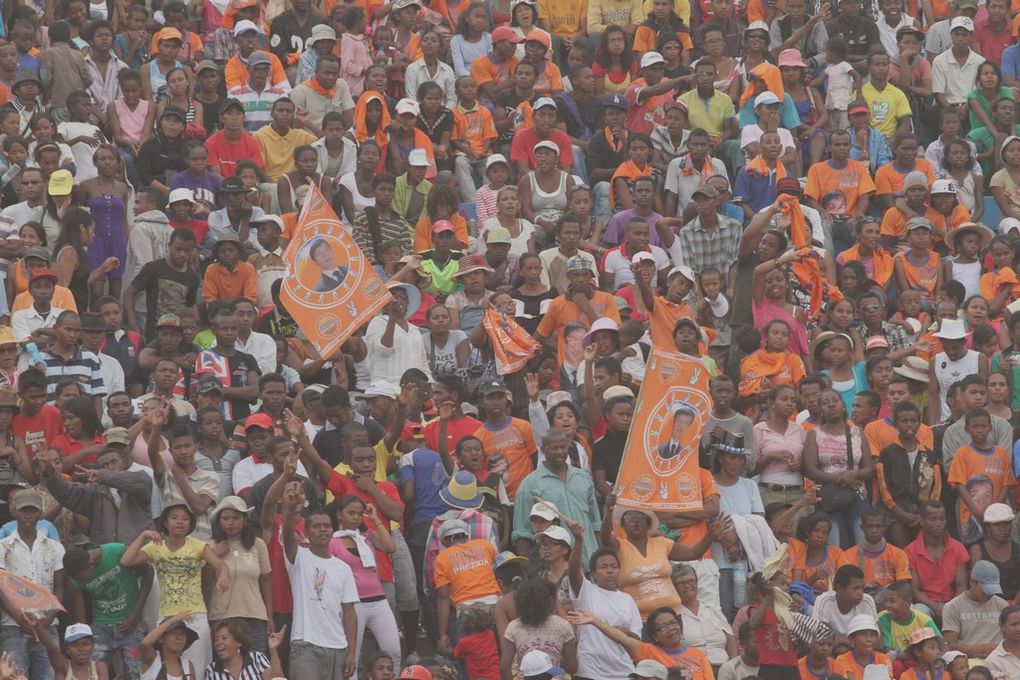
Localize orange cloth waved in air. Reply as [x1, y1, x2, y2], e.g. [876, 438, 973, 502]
[779, 193, 824, 318]
[979, 268, 1020, 307]
[738, 349, 806, 398]
[739, 63, 784, 109]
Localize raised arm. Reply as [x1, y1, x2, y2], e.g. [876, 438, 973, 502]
[564, 609, 641, 658]
[282, 481, 306, 563]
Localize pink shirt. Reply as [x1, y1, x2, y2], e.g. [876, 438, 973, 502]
[329, 533, 385, 599]
[113, 98, 150, 144]
[752, 420, 806, 486]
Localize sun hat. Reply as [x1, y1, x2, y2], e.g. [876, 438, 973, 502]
[811, 331, 854, 364]
[847, 614, 880, 636]
[308, 24, 337, 46]
[971, 559, 1003, 595]
[454, 254, 494, 278]
[0, 328, 15, 347]
[713, 431, 747, 456]
[777, 48, 807, 68]
[583, 317, 620, 346]
[209, 495, 253, 523]
[893, 356, 930, 382]
[385, 281, 422, 319]
[439, 471, 484, 510]
[933, 318, 970, 340]
[984, 502, 1016, 524]
[566, 255, 594, 274]
[437, 518, 471, 541]
[906, 627, 938, 647]
[156, 617, 199, 650]
[945, 222, 993, 252]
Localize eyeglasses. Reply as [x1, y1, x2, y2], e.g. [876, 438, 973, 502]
[654, 621, 681, 632]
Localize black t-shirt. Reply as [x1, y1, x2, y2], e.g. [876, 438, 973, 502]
[199, 348, 260, 420]
[493, 89, 536, 144]
[312, 416, 387, 467]
[555, 93, 604, 142]
[268, 11, 324, 62]
[131, 259, 200, 340]
[198, 95, 225, 135]
[585, 127, 627, 178]
[416, 108, 454, 147]
[591, 429, 627, 484]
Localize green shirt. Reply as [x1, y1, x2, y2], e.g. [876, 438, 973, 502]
[420, 250, 463, 295]
[991, 348, 1020, 409]
[877, 608, 941, 653]
[71, 543, 141, 625]
[392, 175, 433, 225]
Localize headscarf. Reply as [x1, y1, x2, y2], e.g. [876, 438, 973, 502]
[740, 62, 785, 109]
[354, 91, 392, 148]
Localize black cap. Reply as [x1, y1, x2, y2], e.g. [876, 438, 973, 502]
[219, 98, 244, 115]
[197, 376, 225, 395]
[478, 381, 509, 396]
[218, 176, 248, 193]
[161, 106, 188, 122]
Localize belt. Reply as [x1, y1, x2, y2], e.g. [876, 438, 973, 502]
[758, 482, 801, 492]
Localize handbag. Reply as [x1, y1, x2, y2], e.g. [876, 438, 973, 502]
[817, 426, 858, 513]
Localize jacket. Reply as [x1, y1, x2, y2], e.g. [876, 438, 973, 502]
[43, 468, 153, 545]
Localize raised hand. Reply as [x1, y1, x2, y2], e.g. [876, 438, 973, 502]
[282, 408, 304, 439]
[74, 465, 100, 483]
[268, 624, 288, 651]
[524, 373, 540, 400]
[438, 400, 455, 421]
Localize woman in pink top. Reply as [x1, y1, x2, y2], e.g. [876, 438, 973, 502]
[108, 70, 155, 189]
[328, 495, 402, 674]
[752, 243, 811, 367]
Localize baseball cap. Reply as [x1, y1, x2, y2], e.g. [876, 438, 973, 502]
[49, 169, 74, 196]
[930, 179, 957, 195]
[668, 265, 696, 283]
[485, 225, 512, 244]
[984, 502, 1016, 524]
[431, 219, 455, 234]
[219, 98, 245, 116]
[13, 488, 42, 511]
[493, 551, 530, 570]
[492, 25, 523, 43]
[244, 413, 275, 431]
[358, 380, 400, 400]
[407, 148, 429, 166]
[903, 171, 929, 190]
[155, 27, 183, 42]
[865, 335, 889, 351]
[848, 100, 870, 116]
[168, 188, 194, 205]
[691, 185, 718, 200]
[640, 51, 666, 68]
[956, 0, 978, 8]
[248, 51, 271, 67]
[479, 381, 509, 396]
[520, 651, 564, 678]
[744, 20, 770, 35]
[65, 623, 94, 644]
[971, 559, 1003, 595]
[486, 153, 509, 171]
[524, 30, 550, 49]
[777, 176, 802, 194]
[602, 385, 634, 400]
[906, 216, 933, 232]
[631, 251, 656, 266]
[534, 139, 560, 155]
[533, 96, 557, 112]
[399, 666, 432, 680]
[754, 91, 781, 107]
[437, 518, 470, 541]
[233, 19, 261, 35]
[195, 59, 218, 74]
[30, 268, 58, 284]
[538, 524, 574, 547]
[529, 500, 559, 520]
[951, 16, 974, 31]
[941, 651, 967, 666]
[157, 314, 182, 330]
[103, 427, 131, 447]
[603, 92, 628, 110]
[23, 246, 50, 263]
[197, 376, 224, 395]
[396, 98, 421, 116]
[629, 660, 669, 680]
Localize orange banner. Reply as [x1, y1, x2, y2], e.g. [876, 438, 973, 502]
[614, 347, 712, 512]
[0, 569, 65, 614]
[481, 308, 541, 375]
[279, 184, 392, 358]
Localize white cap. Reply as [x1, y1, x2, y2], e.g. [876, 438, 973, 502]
[357, 380, 400, 400]
[396, 98, 420, 116]
[520, 651, 564, 678]
[755, 91, 781, 107]
[1002, 217, 1020, 235]
[167, 188, 194, 204]
[862, 666, 892, 680]
[65, 623, 94, 643]
[941, 651, 967, 666]
[534, 139, 560, 155]
[930, 179, 958, 195]
[407, 148, 429, 166]
[533, 96, 558, 111]
[668, 265, 696, 282]
[984, 502, 1016, 524]
[847, 614, 880, 636]
[951, 15, 974, 31]
[529, 500, 559, 520]
[233, 19, 261, 36]
[631, 251, 656, 265]
[485, 153, 509, 171]
[538, 524, 575, 547]
[640, 51, 666, 68]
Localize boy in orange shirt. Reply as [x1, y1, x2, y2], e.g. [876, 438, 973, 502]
[451, 75, 497, 203]
[836, 615, 894, 680]
[434, 518, 499, 655]
[948, 408, 1016, 541]
[203, 234, 257, 301]
[473, 381, 538, 501]
[842, 506, 911, 591]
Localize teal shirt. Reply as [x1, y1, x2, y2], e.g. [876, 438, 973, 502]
[511, 463, 602, 565]
[70, 543, 142, 625]
[992, 348, 1020, 409]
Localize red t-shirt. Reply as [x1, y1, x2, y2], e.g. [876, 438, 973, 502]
[422, 415, 483, 453]
[904, 533, 970, 602]
[268, 514, 304, 614]
[325, 471, 404, 582]
[13, 404, 63, 458]
[205, 130, 266, 177]
[509, 126, 574, 171]
[752, 603, 797, 667]
[51, 433, 106, 466]
[453, 630, 500, 680]
[169, 218, 209, 246]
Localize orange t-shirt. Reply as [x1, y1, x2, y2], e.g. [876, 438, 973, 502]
[634, 642, 714, 680]
[433, 539, 499, 606]
[880, 205, 952, 244]
[835, 652, 893, 680]
[12, 286, 77, 314]
[224, 51, 289, 90]
[947, 443, 1016, 526]
[864, 417, 934, 456]
[534, 61, 564, 96]
[798, 657, 854, 680]
[616, 535, 682, 619]
[932, 205, 973, 247]
[470, 54, 519, 89]
[633, 26, 695, 54]
[674, 468, 718, 559]
[149, 31, 204, 62]
[843, 543, 911, 588]
[474, 417, 537, 500]
[792, 544, 848, 592]
[649, 295, 695, 349]
[894, 249, 939, 301]
[413, 213, 469, 252]
[804, 160, 876, 216]
[202, 261, 258, 301]
[452, 104, 498, 155]
[536, 291, 621, 364]
[874, 160, 936, 196]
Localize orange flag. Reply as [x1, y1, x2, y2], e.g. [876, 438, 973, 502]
[279, 184, 392, 359]
[614, 347, 713, 512]
[481, 308, 541, 375]
[0, 569, 65, 614]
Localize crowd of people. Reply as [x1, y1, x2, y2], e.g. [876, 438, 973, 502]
[5, 0, 1020, 679]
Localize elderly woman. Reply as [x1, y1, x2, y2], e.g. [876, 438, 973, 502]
[600, 494, 715, 620]
[672, 564, 738, 666]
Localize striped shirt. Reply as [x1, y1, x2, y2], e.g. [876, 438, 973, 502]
[351, 208, 413, 263]
[39, 347, 107, 403]
[203, 652, 270, 680]
[227, 83, 287, 132]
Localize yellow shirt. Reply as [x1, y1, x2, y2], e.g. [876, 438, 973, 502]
[641, 0, 690, 23]
[861, 81, 913, 141]
[538, 0, 589, 35]
[141, 537, 207, 616]
[253, 126, 318, 182]
[677, 88, 735, 139]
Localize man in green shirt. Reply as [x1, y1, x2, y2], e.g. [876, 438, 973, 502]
[969, 96, 1020, 176]
[63, 543, 152, 680]
[391, 149, 433, 226]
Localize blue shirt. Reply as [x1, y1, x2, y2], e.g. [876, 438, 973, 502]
[1003, 44, 1020, 84]
[849, 126, 893, 174]
[737, 93, 802, 129]
[733, 165, 779, 214]
[823, 361, 869, 410]
[721, 201, 745, 224]
[16, 52, 38, 76]
[398, 448, 449, 526]
[0, 519, 60, 541]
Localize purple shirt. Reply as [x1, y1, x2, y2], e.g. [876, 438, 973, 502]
[169, 170, 223, 217]
[604, 208, 664, 247]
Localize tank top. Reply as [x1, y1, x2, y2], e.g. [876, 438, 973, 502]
[149, 59, 181, 95]
[337, 172, 375, 224]
[114, 98, 150, 144]
[527, 171, 568, 213]
[950, 259, 982, 299]
[933, 349, 980, 421]
[898, 250, 939, 302]
[65, 661, 100, 680]
[979, 541, 1020, 599]
[89, 0, 108, 19]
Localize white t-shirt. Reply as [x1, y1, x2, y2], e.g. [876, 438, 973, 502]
[286, 545, 360, 648]
[739, 125, 796, 154]
[232, 457, 309, 494]
[602, 245, 670, 290]
[811, 590, 877, 637]
[825, 61, 856, 110]
[570, 578, 642, 680]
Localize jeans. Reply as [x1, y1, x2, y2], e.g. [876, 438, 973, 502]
[453, 154, 482, 203]
[391, 529, 420, 613]
[827, 496, 869, 549]
[92, 623, 143, 680]
[290, 641, 347, 680]
[117, 146, 141, 189]
[2, 625, 56, 680]
[571, 145, 589, 185]
[592, 181, 612, 226]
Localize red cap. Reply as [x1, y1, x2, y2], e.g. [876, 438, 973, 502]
[244, 413, 275, 430]
[399, 666, 433, 680]
[848, 101, 869, 116]
[401, 422, 425, 441]
[431, 219, 455, 234]
[492, 26, 523, 44]
[29, 268, 58, 284]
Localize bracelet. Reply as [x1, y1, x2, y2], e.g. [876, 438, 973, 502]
[773, 258, 781, 269]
